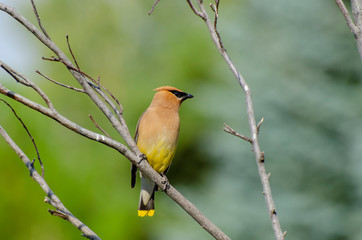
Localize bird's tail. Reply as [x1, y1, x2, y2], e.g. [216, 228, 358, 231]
[138, 174, 155, 217]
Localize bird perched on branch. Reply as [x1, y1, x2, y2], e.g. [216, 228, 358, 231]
[131, 86, 193, 217]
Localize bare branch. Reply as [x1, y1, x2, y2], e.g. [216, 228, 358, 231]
[351, 0, 362, 27]
[36, 70, 85, 93]
[188, 1, 285, 239]
[0, 99, 44, 177]
[94, 76, 124, 117]
[30, 0, 51, 40]
[186, 0, 206, 21]
[0, 125, 101, 240]
[210, 0, 224, 50]
[41, 56, 124, 118]
[89, 114, 111, 138]
[0, 61, 55, 110]
[335, 0, 360, 35]
[0, 78, 131, 159]
[48, 209, 68, 220]
[148, 0, 161, 15]
[256, 117, 264, 135]
[66, 35, 80, 70]
[1, 61, 31, 86]
[335, 0, 362, 61]
[223, 123, 252, 143]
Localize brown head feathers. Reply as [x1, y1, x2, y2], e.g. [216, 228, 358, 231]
[153, 86, 193, 105]
[154, 86, 182, 92]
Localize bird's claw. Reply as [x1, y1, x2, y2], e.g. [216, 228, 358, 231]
[160, 174, 170, 191]
[137, 153, 147, 164]
[161, 182, 170, 191]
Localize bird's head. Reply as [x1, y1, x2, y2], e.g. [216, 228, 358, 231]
[151, 86, 193, 109]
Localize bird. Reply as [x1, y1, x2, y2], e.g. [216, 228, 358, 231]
[131, 86, 193, 217]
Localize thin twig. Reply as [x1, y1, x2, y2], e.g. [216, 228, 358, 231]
[335, 0, 359, 36]
[1, 61, 31, 86]
[89, 114, 111, 138]
[335, 0, 362, 62]
[36, 70, 85, 93]
[30, 0, 51, 39]
[1, 60, 55, 110]
[186, 0, 206, 20]
[42, 56, 99, 88]
[66, 35, 80, 70]
[210, 0, 224, 50]
[0, 125, 101, 240]
[42, 56, 90, 78]
[223, 123, 252, 143]
[256, 117, 264, 135]
[95, 76, 123, 115]
[148, 0, 161, 15]
[44, 196, 56, 206]
[42, 56, 124, 117]
[0, 99, 44, 177]
[42, 56, 101, 90]
[48, 209, 68, 220]
[0, 79, 129, 157]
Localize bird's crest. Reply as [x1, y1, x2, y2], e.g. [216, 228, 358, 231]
[153, 86, 183, 92]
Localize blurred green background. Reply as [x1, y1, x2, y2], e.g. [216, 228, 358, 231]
[1, 0, 362, 239]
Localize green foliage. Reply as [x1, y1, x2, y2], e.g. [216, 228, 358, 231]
[1, 0, 362, 239]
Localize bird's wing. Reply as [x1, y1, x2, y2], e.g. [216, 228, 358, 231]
[131, 110, 146, 188]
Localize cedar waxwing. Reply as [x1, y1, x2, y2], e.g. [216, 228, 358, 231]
[131, 86, 193, 217]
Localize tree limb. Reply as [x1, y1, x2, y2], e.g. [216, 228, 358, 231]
[186, 1, 285, 239]
[0, 99, 44, 177]
[335, 0, 362, 61]
[0, 125, 101, 240]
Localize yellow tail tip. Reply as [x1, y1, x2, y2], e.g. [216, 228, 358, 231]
[138, 210, 155, 217]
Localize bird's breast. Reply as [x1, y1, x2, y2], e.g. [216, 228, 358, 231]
[137, 138, 176, 173]
[136, 107, 180, 173]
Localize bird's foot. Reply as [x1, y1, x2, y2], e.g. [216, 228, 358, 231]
[160, 174, 170, 191]
[137, 153, 147, 164]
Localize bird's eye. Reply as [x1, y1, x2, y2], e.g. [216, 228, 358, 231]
[169, 90, 184, 98]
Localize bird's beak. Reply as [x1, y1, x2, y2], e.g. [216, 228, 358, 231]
[181, 93, 194, 102]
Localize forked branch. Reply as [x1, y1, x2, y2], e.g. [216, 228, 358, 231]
[0, 124, 100, 240]
[335, 0, 362, 61]
[0, 99, 44, 177]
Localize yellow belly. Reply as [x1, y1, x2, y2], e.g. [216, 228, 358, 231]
[137, 140, 176, 173]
